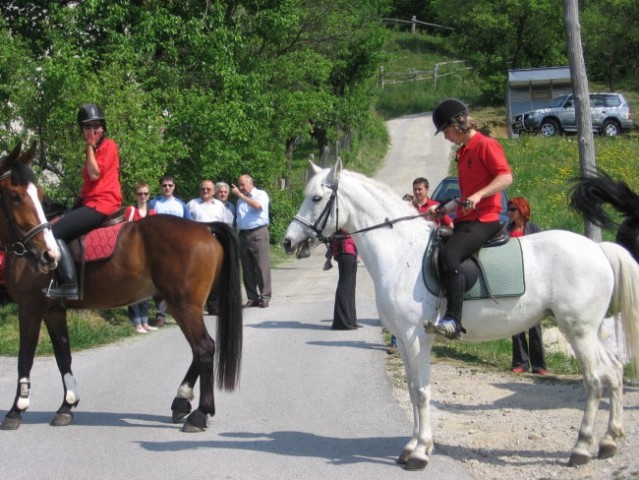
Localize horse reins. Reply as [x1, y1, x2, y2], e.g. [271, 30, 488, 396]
[292, 179, 459, 244]
[0, 169, 53, 257]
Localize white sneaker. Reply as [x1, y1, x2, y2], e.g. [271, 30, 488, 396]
[135, 325, 148, 334]
[143, 324, 157, 331]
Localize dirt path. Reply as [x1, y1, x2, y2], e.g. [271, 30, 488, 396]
[387, 353, 639, 480]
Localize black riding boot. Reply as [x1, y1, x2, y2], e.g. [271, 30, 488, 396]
[435, 268, 467, 339]
[44, 240, 78, 300]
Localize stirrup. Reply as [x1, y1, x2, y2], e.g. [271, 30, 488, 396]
[432, 317, 463, 339]
[43, 279, 79, 301]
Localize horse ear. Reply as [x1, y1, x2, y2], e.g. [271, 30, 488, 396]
[332, 157, 343, 182]
[0, 142, 23, 171]
[305, 159, 323, 183]
[18, 142, 37, 166]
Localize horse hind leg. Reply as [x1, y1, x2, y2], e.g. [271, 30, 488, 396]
[567, 335, 622, 466]
[171, 363, 198, 423]
[597, 347, 625, 460]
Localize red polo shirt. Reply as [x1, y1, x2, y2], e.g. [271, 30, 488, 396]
[456, 132, 510, 223]
[80, 137, 122, 215]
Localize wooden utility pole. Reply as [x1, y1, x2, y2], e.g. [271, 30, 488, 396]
[564, 0, 601, 241]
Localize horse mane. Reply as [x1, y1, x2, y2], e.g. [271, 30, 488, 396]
[341, 168, 416, 215]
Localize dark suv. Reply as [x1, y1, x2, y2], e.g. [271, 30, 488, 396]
[511, 93, 634, 137]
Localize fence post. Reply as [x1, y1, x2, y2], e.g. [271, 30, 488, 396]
[379, 66, 385, 89]
[433, 63, 440, 88]
[411, 15, 416, 35]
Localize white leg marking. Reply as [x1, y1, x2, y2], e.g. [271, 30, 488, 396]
[16, 377, 30, 410]
[177, 384, 195, 401]
[63, 373, 79, 405]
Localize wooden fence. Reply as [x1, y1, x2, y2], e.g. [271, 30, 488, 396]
[379, 61, 471, 89]
[383, 16, 454, 34]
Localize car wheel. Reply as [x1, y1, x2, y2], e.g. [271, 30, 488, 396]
[601, 120, 621, 137]
[540, 119, 560, 137]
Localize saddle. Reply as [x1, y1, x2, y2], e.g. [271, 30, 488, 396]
[68, 207, 127, 263]
[422, 224, 525, 301]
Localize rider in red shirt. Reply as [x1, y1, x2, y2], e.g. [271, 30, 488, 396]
[428, 99, 512, 338]
[45, 104, 122, 300]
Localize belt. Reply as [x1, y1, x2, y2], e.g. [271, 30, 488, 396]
[240, 225, 267, 234]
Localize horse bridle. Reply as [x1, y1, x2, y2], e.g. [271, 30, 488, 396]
[291, 177, 448, 244]
[0, 169, 53, 257]
[292, 180, 340, 244]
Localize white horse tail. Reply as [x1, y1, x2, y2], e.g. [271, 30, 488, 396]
[599, 241, 639, 374]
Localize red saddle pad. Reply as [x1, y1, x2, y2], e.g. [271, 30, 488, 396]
[81, 223, 125, 263]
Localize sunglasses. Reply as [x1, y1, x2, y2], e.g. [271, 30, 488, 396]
[507, 207, 518, 212]
[82, 123, 103, 130]
[200, 187, 212, 192]
[136, 192, 149, 196]
[162, 184, 174, 188]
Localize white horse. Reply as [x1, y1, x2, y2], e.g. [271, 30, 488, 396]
[283, 159, 639, 471]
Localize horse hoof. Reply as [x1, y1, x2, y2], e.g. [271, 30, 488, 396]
[172, 411, 189, 423]
[598, 442, 617, 459]
[50, 412, 73, 427]
[404, 455, 429, 471]
[0, 416, 22, 430]
[568, 450, 591, 467]
[396, 448, 412, 465]
[181, 410, 208, 433]
[171, 397, 192, 423]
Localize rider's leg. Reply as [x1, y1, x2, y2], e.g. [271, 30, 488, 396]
[436, 220, 501, 338]
[44, 206, 107, 300]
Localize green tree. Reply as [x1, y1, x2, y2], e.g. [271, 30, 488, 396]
[581, 0, 639, 90]
[430, 0, 567, 104]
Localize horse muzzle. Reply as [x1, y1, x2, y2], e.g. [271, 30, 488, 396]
[283, 238, 313, 259]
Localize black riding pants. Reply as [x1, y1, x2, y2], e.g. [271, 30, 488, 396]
[51, 206, 108, 242]
[440, 220, 502, 323]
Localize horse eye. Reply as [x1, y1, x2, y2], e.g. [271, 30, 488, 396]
[312, 195, 322, 202]
[9, 192, 21, 203]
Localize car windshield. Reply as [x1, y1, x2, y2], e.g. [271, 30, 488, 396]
[546, 95, 571, 108]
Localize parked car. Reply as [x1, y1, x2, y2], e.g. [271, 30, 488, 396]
[511, 92, 635, 137]
[430, 176, 509, 223]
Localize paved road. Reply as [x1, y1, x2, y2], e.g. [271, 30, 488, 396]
[0, 114, 472, 479]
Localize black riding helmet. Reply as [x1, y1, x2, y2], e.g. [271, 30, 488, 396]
[432, 98, 468, 135]
[77, 103, 106, 131]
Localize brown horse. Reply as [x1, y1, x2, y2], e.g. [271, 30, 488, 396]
[0, 143, 242, 432]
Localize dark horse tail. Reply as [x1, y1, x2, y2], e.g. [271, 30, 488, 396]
[208, 222, 243, 390]
[569, 167, 639, 261]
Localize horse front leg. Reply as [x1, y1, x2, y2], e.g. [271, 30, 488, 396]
[43, 306, 80, 427]
[0, 305, 45, 430]
[396, 330, 434, 470]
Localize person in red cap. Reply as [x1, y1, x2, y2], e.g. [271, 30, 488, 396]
[428, 98, 512, 338]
